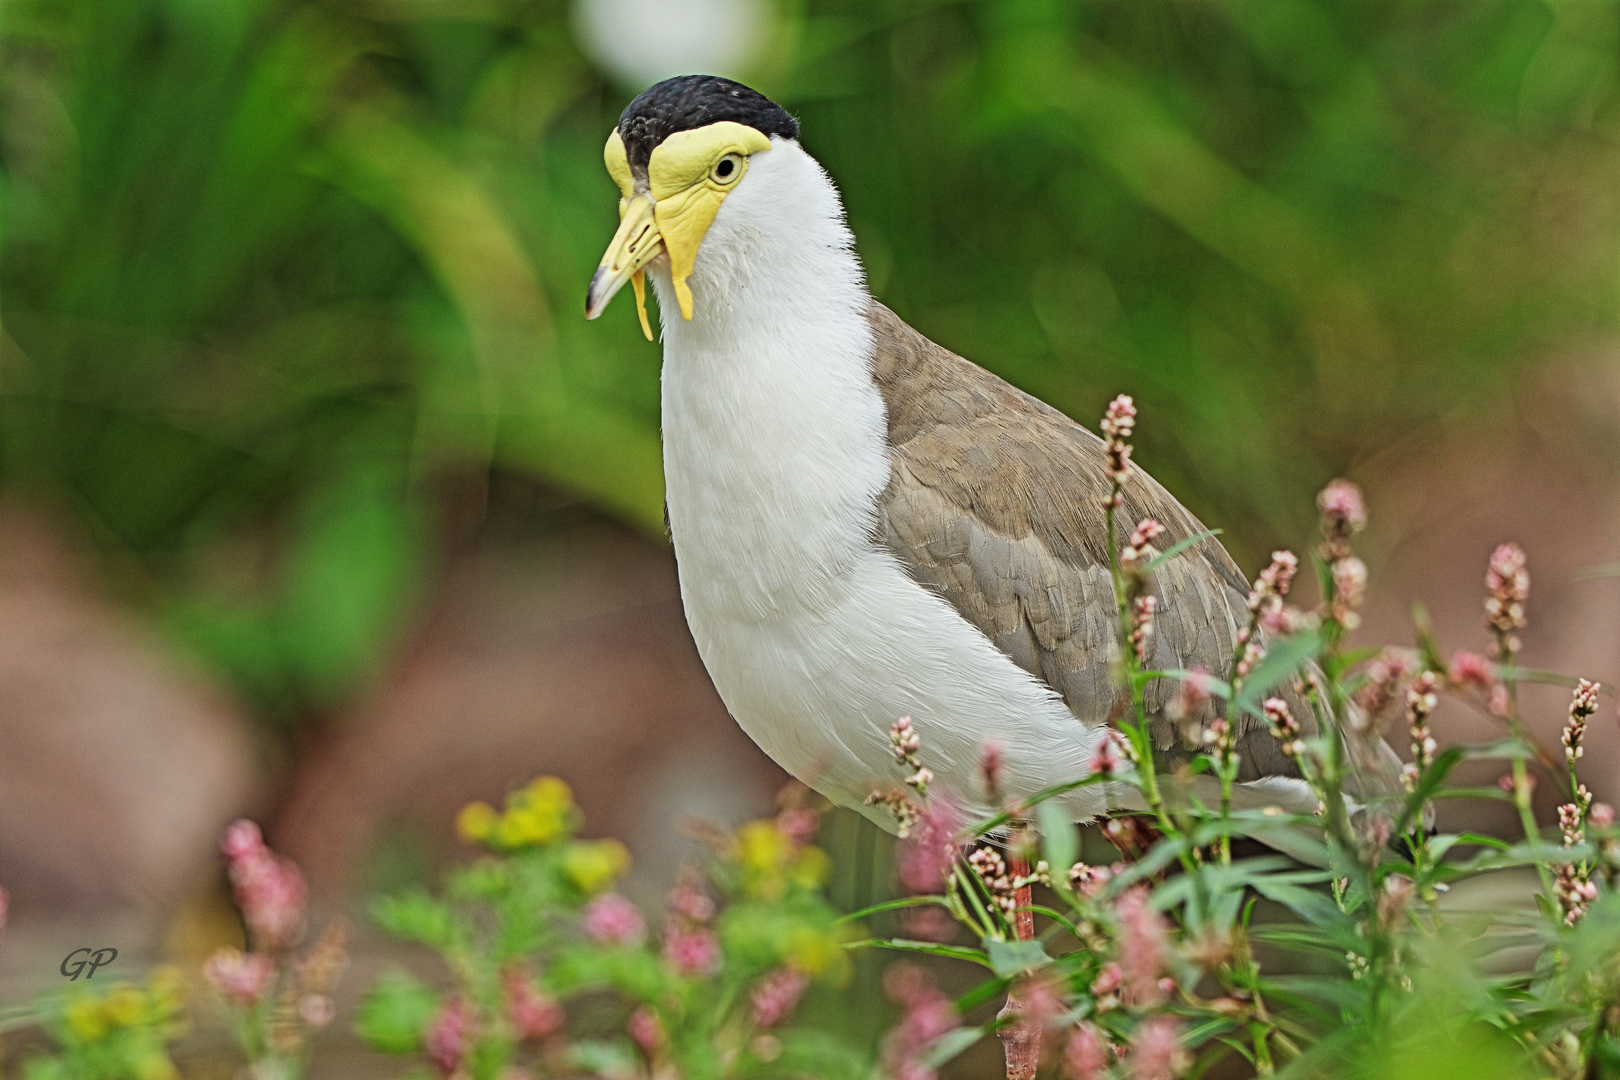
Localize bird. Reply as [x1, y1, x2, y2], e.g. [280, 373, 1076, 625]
[584, 74, 1393, 835]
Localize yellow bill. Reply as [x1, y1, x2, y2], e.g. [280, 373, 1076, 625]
[585, 121, 772, 337]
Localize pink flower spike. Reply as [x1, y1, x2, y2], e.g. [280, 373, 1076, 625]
[628, 1005, 662, 1054]
[424, 998, 475, 1078]
[1592, 803, 1616, 828]
[750, 967, 810, 1028]
[1316, 480, 1367, 534]
[668, 881, 715, 924]
[0, 883, 8, 938]
[775, 807, 819, 846]
[503, 969, 566, 1040]
[1065, 1023, 1110, 1080]
[202, 948, 276, 1007]
[663, 925, 722, 977]
[221, 819, 265, 861]
[979, 738, 1005, 799]
[1448, 650, 1495, 692]
[1090, 731, 1128, 777]
[1114, 887, 1169, 1007]
[1126, 1016, 1187, 1080]
[897, 799, 963, 895]
[582, 893, 646, 946]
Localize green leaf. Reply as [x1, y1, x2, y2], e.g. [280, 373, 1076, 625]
[1144, 529, 1222, 572]
[835, 896, 953, 925]
[1037, 800, 1078, 882]
[1233, 633, 1323, 717]
[922, 1027, 985, 1069]
[354, 970, 440, 1054]
[844, 939, 993, 969]
[570, 1039, 640, 1078]
[985, 937, 1052, 977]
[371, 889, 456, 948]
[1249, 879, 1347, 930]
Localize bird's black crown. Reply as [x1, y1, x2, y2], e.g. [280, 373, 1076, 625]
[618, 75, 798, 170]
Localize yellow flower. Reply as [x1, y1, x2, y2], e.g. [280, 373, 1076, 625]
[456, 801, 499, 844]
[135, 1053, 181, 1080]
[790, 845, 832, 890]
[735, 820, 792, 875]
[64, 996, 109, 1041]
[783, 927, 851, 985]
[145, 966, 188, 1015]
[522, 776, 574, 815]
[105, 986, 149, 1027]
[563, 839, 631, 894]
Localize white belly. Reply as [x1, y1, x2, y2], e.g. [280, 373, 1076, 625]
[676, 537, 1116, 827]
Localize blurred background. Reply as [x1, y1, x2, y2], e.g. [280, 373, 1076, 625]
[3, 0, 1620, 1070]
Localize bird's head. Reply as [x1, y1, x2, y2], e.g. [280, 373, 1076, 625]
[583, 75, 799, 338]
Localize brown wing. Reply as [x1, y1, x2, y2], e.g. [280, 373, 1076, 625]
[866, 301, 1307, 782]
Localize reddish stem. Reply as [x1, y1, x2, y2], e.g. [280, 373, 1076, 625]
[998, 852, 1039, 1080]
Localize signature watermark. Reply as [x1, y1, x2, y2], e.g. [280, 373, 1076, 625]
[60, 947, 118, 980]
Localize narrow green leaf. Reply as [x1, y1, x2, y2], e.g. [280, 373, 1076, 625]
[1144, 529, 1222, 572]
[985, 937, 1052, 977]
[922, 1027, 985, 1069]
[1037, 799, 1078, 881]
[843, 939, 993, 969]
[1233, 633, 1323, 717]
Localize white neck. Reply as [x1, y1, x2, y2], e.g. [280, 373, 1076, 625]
[652, 139, 888, 618]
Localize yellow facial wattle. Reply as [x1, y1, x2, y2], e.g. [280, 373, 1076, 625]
[585, 120, 772, 334]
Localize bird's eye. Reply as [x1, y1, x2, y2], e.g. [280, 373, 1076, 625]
[711, 153, 743, 184]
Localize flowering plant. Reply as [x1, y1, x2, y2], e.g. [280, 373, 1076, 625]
[356, 777, 858, 1080]
[848, 396, 1620, 1080]
[16, 966, 188, 1080]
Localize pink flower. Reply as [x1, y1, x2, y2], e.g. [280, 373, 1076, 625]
[1565, 679, 1600, 765]
[1068, 862, 1114, 899]
[663, 925, 722, 977]
[1316, 480, 1367, 535]
[0, 883, 8, 938]
[1127, 1017, 1187, 1080]
[1065, 1023, 1110, 1079]
[750, 967, 810, 1027]
[424, 998, 475, 1078]
[1089, 962, 1122, 997]
[1114, 887, 1169, 1007]
[1123, 519, 1165, 567]
[203, 948, 276, 1006]
[668, 881, 715, 924]
[1592, 803, 1616, 828]
[1090, 731, 1128, 776]
[503, 969, 565, 1040]
[1485, 543, 1529, 656]
[1100, 395, 1137, 443]
[1012, 973, 1067, 1031]
[774, 807, 819, 846]
[297, 993, 336, 1027]
[899, 905, 957, 943]
[881, 964, 958, 1080]
[628, 1005, 662, 1054]
[1166, 667, 1215, 725]
[221, 820, 307, 951]
[221, 819, 265, 861]
[582, 893, 646, 946]
[979, 739, 1005, 800]
[897, 799, 963, 895]
[1449, 650, 1495, 692]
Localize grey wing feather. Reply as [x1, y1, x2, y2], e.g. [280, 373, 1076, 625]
[865, 300, 1318, 781]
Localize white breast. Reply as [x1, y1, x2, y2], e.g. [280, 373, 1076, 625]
[649, 141, 1116, 828]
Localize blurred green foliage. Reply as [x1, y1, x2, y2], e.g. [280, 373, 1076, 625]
[2, 0, 1617, 723]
